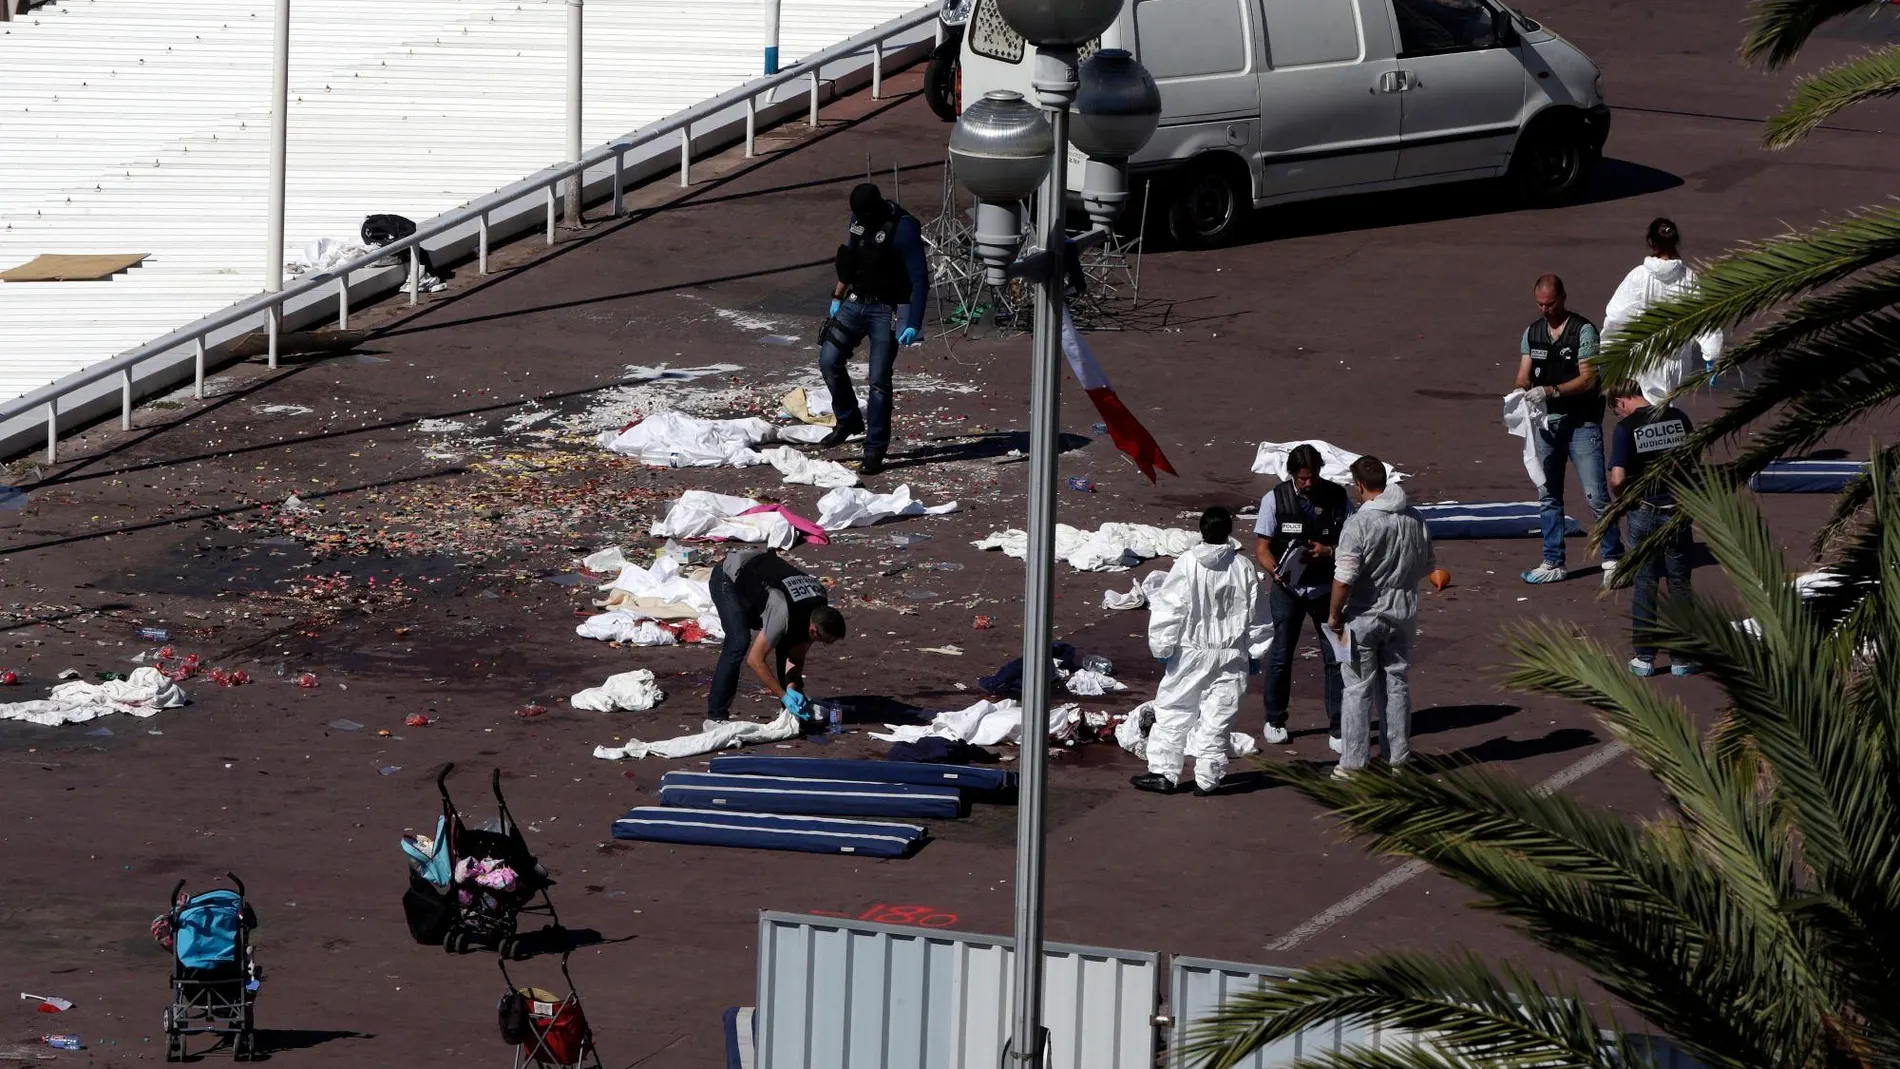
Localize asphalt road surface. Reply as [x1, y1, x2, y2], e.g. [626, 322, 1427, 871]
[4, 1, 1898, 1064]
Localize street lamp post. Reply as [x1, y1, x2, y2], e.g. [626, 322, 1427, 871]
[948, 6, 1158, 1063]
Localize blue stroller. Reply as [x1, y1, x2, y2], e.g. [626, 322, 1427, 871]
[161, 873, 260, 1062]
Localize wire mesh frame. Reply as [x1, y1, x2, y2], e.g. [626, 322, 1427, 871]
[922, 151, 1172, 340]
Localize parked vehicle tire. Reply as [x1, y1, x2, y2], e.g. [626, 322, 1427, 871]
[1510, 113, 1596, 205]
[1166, 157, 1251, 248]
[923, 28, 962, 122]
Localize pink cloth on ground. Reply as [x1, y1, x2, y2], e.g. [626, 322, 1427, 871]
[738, 503, 830, 546]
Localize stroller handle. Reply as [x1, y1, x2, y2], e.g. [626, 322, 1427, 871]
[168, 879, 186, 910]
[225, 872, 245, 897]
[437, 762, 455, 801]
[491, 766, 503, 800]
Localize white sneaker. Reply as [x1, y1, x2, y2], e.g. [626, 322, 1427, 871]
[1262, 725, 1289, 745]
[1331, 765, 1354, 780]
[1600, 559, 1619, 589]
[1327, 735, 1343, 753]
[1521, 562, 1568, 584]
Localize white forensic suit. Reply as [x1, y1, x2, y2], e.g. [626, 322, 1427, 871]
[1145, 539, 1270, 791]
[1604, 257, 1725, 404]
[1333, 483, 1435, 771]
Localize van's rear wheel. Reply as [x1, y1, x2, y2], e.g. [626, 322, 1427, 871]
[923, 30, 961, 122]
[1166, 159, 1251, 248]
[1510, 115, 1596, 205]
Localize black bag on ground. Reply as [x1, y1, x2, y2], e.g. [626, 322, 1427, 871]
[497, 990, 531, 1045]
[401, 872, 455, 944]
[361, 213, 440, 277]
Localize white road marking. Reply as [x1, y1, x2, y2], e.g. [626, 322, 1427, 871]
[1263, 741, 1630, 953]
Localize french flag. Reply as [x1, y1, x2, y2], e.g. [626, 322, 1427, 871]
[1060, 311, 1176, 482]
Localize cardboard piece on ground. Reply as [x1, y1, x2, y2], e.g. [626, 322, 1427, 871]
[0, 253, 149, 282]
[782, 386, 836, 427]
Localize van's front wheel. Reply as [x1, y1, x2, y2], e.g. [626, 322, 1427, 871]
[1510, 115, 1596, 205]
[1166, 160, 1251, 248]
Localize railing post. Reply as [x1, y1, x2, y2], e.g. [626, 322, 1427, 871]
[745, 96, 757, 158]
[546, 185, 557, 245]
[478, 212, 490, 275]
[267, 305, 279, 369]
[44, 401, 56, 464]
[613, 149, 625, 216]
[336, 272, 350, 328]
[809, 69, 821, 127]
[679, 125, 691, 187]
[762, 0, 780, 73]
[872, 41, 883, 99]
[194, 336, 206, 399]
[120, 368, 133, 430]
[408, 247, 420, 305]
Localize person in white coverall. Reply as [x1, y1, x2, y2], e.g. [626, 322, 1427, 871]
[1604, 217, 1724, 403]
[1328, 456, 1435, 776]
[1132, 507, 1269, 796]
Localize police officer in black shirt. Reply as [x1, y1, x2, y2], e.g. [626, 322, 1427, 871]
[817, 183, 930, 477]
[706, 549, 848, 729]
[1605, 380, 1695, 678]
[1253, 443, 1351, 747]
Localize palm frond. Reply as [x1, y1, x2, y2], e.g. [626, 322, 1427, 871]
[1179, 953, 1630, 1069]
[1812, 440, 1900, 554]
[1765, 46, 1900, 146]
[1591, 207, 1900, 383]
[1743, 0, 1889, 70]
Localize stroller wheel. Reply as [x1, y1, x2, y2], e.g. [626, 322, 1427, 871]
[496, 935, 515, 959]
[234, 1030, 258, 1061]
[165, 1033, 185, 1063]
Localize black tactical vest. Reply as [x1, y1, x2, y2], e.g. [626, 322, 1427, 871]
[734, 552, 829, 640]
[836, 203, 914, 306]
[1268, 479, 1348, 587]
[1525, 313, 1605, 422]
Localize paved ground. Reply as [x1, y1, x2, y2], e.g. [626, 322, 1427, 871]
[4, 1, 1900, 1065]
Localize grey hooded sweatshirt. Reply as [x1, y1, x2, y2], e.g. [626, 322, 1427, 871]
[1333, 483, 1435, 625]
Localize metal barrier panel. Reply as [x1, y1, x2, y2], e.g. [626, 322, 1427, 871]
[1169, 957, 1416, 1069]
[757, 911, 1159, 1069]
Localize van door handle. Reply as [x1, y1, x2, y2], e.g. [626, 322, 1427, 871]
[1395, 69, 1416, 91]
[1378, 71, 1398, 93]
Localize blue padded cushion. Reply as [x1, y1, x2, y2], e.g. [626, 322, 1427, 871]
[707, 755, 1015, 792]
[611, 807, 926, 858]
[658, 772, 963, 819]
[1417, 501, 1582, 540]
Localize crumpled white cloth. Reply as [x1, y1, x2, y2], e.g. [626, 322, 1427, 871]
[595, 410, 846, 484]
[1252, 440, 1405, 486]
[0, 667, 188, 726]
[650, 491, 798, 549]
[570, 669, 666, 712]
[975, 522, 1200, 573]
[576, 613, 681, 645]
[286, 237, 370, 276]
[1061, 668, 1126, 697]
[593, 710, 802, 760]
[1103, 570, 1170, 610]
[1112, 701, 1257, 762]
[1502, 389, 1549, 490]
[581, 545, 629, 573]
[605, 555, 715, 613]
[868, 698, 1078, 746]
[757, 445, 860, 488]
[816, 484, 960, 531]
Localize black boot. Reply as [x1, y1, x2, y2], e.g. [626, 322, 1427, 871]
[1129, 773, 1179, 795]
[859, 452, 886, 477]
[818, 418, 864, 448]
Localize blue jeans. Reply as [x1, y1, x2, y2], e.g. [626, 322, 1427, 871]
[1535, 415, 1623, 567]
[707, 568, 753, 720]
[1263, 582, 1342, 733]
[1627, 504, 1692, 658]
[818, 300, 897, 456]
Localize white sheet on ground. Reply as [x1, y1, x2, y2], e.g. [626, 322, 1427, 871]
[1112, 701, 1257, 762]
[286, 237, 370, 276]
[605, 555, 715, 612]
[595, 410, 840, 481]
[1252, 441, 1405, 486]
[816, 484, 960, 531]
[975, 522, 1199, 572]
[576, 557, 723, 643]
[570, 670, 666, 712]
[1502, 389, 1549, 490]
[867, 698, 1078, 746]
[575, 614, 682, 645]
[0, 667, 187, 727]
[592, 710, 803, 760]
[1102, 570, 1170, 610]
[758, 445, 860, 488]
[581, 545, 629, 573]
[1061, 668, 1127, 696]
[649, 491, 797, 549]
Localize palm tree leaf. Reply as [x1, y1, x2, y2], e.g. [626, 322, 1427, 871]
[1765, 46, 1900, 147]
[1810, 440, 1900, 556]
[1743, 0, 1889, 70]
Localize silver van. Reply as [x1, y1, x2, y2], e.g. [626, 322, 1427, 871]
[958, 0, 1608, 245]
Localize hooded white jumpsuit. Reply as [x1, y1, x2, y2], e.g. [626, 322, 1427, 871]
[1146, 539, 1269, 790]
[1604, 257, 1725, 404]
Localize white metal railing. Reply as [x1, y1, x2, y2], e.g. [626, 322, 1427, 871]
[0, 4, 942, 463]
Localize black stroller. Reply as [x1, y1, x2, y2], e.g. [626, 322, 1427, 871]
[402, 764, 560, 959]
[161, 873, 261, 1062]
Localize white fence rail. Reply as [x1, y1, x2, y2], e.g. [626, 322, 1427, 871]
[0, 4, 939, 463]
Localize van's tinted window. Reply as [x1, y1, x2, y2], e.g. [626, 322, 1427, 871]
[1135, 0, 1249, 79]
[1262, 0, 1359, 68]
[1392, 0, 1500, 55]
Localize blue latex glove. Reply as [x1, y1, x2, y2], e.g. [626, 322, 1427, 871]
[781, 689, 810, 719]
[897, 326, 920, 346]
[828, 298, 841, 317]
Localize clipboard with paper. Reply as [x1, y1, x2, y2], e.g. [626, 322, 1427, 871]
[1321, 621, 1352, 664]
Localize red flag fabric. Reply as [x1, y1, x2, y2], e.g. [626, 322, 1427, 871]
[1060, 312, 1177, 482]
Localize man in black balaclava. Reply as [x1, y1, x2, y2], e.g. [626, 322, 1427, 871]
[817, 182, 928, 477]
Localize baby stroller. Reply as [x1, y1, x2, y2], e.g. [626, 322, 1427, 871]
[160, 873, 261, 1062]
[496, 954, 601, 1069]
[402, 764, 560, 959]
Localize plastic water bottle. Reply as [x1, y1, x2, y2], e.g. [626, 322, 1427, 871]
[822, 701, 844, 735]
[1081, 654, 1114, 676]
[137, 626, 169, 641]
[1066, 475, 1094, 493]
[42, 1036, 82, 1051]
